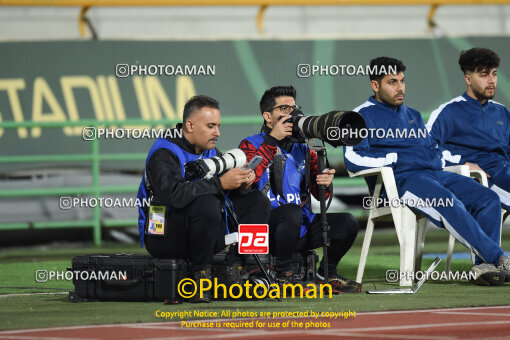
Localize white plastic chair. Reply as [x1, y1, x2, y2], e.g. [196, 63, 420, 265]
[348, 166, 427, 286]
[446, 168, 509, 266]
[349, 165, 470, 287]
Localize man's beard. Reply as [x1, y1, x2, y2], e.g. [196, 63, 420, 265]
[381, 94, 403, 108]
[473, 87, 495, 101]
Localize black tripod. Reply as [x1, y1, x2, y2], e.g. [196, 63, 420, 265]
[224, 199, 281, 301]
[309, 145, 331, 282]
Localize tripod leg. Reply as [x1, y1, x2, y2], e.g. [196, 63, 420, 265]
[252, 254, 273, 284]
[253, 254, 281, 301]
[317, 148, 330, 282]
[224, 199, 280, 301]
[322, 244, 329, 281]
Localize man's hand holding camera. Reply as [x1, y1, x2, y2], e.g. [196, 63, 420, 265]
[269, 114, 293, 141]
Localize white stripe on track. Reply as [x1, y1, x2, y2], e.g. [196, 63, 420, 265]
[0, 292, 67, 298]
[0, 305, 509, 336]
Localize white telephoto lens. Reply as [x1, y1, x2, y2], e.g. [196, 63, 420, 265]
[202, 149, 247, 179]
[223, 149, 247, 169]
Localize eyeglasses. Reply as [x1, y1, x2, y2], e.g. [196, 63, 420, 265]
[270, 104, 301, 115]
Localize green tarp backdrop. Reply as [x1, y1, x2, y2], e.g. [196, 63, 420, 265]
[1, 37, 509, 172]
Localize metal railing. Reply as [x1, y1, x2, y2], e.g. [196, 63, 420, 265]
[2, 0, 510, 36]
[0, 117, 369, 245]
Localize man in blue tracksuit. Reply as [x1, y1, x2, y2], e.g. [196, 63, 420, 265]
[344, 56, 509, 285]
[427, 48, 510, 213]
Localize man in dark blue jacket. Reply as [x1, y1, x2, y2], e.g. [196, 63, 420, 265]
[137, 95, 270, 302]
[427, 48, 510, 213]
[345, 56, 509, 285]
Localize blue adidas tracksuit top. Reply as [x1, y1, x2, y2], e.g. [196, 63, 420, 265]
[427, 92, 510, 210]
[344, 96, 503, 265]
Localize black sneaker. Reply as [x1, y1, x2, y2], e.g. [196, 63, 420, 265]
[275, 271, 312, 297]
[317, 272, 362, 294]
[470, 263, 505, 286]
[497, 256, 510, 282]
[275, 271, 299, 285]
[190, 267, 212, 303]
[213, 264, 245, 299]
[214, 264, 243, 285]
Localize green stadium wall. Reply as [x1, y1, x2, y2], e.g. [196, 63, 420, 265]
[1, 37, 510, 172]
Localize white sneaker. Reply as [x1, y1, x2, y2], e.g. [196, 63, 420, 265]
[470, 263, 505, 286]
[497, 256, 510, 282]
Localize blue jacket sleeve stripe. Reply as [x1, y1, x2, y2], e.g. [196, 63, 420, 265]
[353, 100, 375, 112]
[427, 96, 466, 165]
[345, 146, 395, 169]
[489, 99, 507, 108]
[345, 100, 398, 171]
[425, 95, 465, 132]
[441, 150, 462, 164]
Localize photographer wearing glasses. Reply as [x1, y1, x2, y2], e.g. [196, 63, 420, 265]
[239, 86, 361, 293]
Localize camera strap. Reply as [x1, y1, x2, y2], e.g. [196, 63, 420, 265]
[304, 148, 311, 208]
[143, 169, 154, 207]
[260, 177, 271, 196]
[321, 141, 334, 212]
[223, 192, 237, 235]
[270, 148, 288, 205]
[306, 142, 334, 213]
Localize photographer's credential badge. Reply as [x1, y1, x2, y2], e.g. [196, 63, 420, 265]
[147, 206, 166, 235]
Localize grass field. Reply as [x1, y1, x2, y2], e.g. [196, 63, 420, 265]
[1, 228, 509, 331]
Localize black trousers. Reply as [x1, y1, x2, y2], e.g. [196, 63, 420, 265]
[144, 190, 270, 271]
[268, 204, 359, 275]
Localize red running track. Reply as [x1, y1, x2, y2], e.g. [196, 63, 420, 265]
[1, 306, 509, 339]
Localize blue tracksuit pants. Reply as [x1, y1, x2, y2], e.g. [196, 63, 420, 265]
[487, 164, 510, 211]
[394, 170, 503, 266]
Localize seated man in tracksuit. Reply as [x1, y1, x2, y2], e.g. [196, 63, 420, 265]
[344, 56, 509, 285]
[427, 48, 510, 212]
[137, 95, 270, 302]
[239, 85, 361, 293]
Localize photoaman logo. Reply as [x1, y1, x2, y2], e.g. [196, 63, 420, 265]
[238, 224, 268, 254]
[177, 278, 332, 300]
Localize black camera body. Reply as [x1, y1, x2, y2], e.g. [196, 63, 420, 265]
[279, 109, 306, 143]
[184, 159, 210, 182]
[183, 149, 247, 181]
[281, 109, 305, 124]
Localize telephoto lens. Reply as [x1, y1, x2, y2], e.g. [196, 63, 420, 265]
[184, 148, 247, 181]
[295, 110, 367, 147]
[249, 278, 271, 299]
